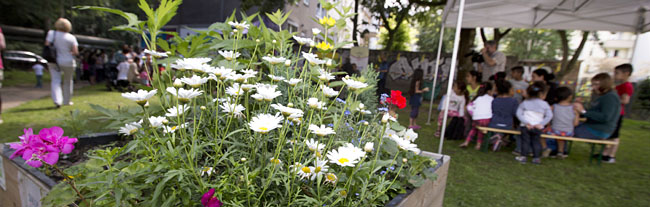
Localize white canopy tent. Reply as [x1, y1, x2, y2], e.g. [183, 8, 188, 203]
[428, 0, 650, 154]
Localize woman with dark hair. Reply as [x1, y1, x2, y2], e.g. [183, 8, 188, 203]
[573, 73, 621, 140]
[531, 69, 559, 105]
[408, 69, 430, 129]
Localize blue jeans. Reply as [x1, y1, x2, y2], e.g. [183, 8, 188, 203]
[574, 124, 608, 140]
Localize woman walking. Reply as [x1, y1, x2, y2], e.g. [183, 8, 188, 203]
[45, 18, 79, 107]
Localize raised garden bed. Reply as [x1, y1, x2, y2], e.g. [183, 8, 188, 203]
[0, 132, 122, 207]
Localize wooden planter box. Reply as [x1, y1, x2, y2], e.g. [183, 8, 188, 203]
[0, 132, 120, 207]
[386, 151, 451, 207]
[1, 136, 449, 207]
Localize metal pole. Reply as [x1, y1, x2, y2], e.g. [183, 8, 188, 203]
[438, 0, 466, 154]
[426, 24, 446, 125]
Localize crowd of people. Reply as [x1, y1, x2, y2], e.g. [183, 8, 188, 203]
[430, 64, 634, 164]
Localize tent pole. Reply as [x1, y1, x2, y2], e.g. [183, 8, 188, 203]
[438, 0, 466, 154]
[426, 24, 446, 125]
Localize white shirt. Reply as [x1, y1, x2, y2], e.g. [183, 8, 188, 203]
[441, 92, 466, 117]
[33, 64, 44, 75]
[46, 30, 78, 67]
[116, 61, 129, 80]
[467, 94, 494, 120]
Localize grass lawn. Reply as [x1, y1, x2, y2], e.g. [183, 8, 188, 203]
[0, 84, 139, 143]
[2, 68, 51, 87]
[401, 102, 650, 207]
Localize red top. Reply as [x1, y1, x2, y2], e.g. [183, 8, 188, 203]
[615, 82, 634, 115]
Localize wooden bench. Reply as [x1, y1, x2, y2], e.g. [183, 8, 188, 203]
[476, 126, 618, 165]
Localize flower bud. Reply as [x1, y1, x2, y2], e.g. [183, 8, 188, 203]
[233, 29, 238, 33]
[200, 106, 207, 111]
[162, 119, 169, 124]
[284, 59, 291, 67]
[173, 79, 183, 88]
[256, 39, 260, 43]
[287, 103, 294, 107]
[402, 158, 408, 163]
[241, 157, 247, 162]
[326, 59, 332, 67]
[272, 40, 277, 44]
[364, 121, 369, 126]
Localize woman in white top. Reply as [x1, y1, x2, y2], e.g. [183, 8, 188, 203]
[45, 18, 79, 107]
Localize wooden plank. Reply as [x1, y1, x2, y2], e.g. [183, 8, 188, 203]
[476, 127, 618, 145]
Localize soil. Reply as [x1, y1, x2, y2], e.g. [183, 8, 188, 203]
[46, 138, 129, 182]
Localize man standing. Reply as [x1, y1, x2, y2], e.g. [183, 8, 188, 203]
[479, 40, 506, 82]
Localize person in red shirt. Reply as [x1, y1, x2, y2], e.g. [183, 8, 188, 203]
[600, 63, 634, 163]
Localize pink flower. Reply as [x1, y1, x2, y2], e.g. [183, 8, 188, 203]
[39, 126, 77, 154]
[201, 189, 223, 207]
[21, 139, 60, 168]
[9, 128, 38, 159]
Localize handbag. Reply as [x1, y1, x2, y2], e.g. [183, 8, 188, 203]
[42, 31, 57, 63]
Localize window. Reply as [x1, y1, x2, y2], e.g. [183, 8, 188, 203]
[287, 22, 299, 34]
[303, 0, 309, 6]
[613, 50, 619, 57]
[316, 3, 326, 18]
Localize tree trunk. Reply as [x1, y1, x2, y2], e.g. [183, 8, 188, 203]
[557, 30, 589, 80]
[457, 28, 476, 80]
[352, 0, 360, 46]
[385, 29, 396, 51]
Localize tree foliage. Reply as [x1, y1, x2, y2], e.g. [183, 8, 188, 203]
[0, 0, 144, 44]
[378, 18, 411, 51]
[415, 10, 454, 53]
[502, 29, 565, 60]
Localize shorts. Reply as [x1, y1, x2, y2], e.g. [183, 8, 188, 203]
[609, 116, 623, 138]
[0, 70, 4, 88]
[548, 129, 574, 137]
[410, 105, 421, 118]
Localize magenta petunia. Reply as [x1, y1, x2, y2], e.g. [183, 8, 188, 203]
[8, 126, 74, 168]
[201, 189, 223, 207]
[38, 126, 77, 154]
[9, 128, 39, 159]
[21, 140, 60, 168]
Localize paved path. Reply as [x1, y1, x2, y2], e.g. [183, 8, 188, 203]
[0, 82, 90, 112]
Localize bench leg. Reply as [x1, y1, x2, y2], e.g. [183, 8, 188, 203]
[567, 141, 573, 154]
[597, 144, 606, 166]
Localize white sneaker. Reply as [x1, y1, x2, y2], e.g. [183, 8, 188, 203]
[605, 158, 616, 163]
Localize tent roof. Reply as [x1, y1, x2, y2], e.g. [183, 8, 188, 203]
[442, 0, 650, 32]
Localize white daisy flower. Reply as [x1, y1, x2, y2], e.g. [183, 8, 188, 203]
[342, 76, 368, 90]
[213, 66, 234, 80]
[269, 157, 282, 165]
[148, 116, 168, 128]
[163, 123, 189, 134]
[200, 167, 215, 177]
[172, 57, 211, 71]
[381, 112, 397, 123]
[297, 166, 314, 180]
[358, 103, 366, 110]
[326, 59, 333, 67]
[327, 144, 366, 167]
[241, 84, 256, 92]
[165, 104, 191, 117]
[284, 78, 301, 86]
[364, 142, 374, 152]
[225, 73, 246, 82]
[309, 124, 336, 137]
[173, 79, 184, 87]
[293, 35, 315, 46]
[305, 138, 325, 153]
[284, 59, 291, 67]
[290, 162, 304, 173]
[271, 103, 303, 116]
[228, 21, 249, 30]
[121, 89, 157, 106]
[179, 75, 209, 88]
[218, 50, 241, 60]
[268, 75, 286, 82]
[119, 122, 141, 135]
[325, 173, 338, 184]
[302, 52, 326, 65]
[288, 112, 304, 125]
[219, 101, 245, 117]
[384, 128, 400, 140]
[310, 159, 329, 181]
[307, 98, 327, 110]
[319, 85, 339, 97]
[166, 87, 203, 103]
[360, 109, 372, 115]
[241, 69, 258, 77]
[226, 83, 244, 96]
[312, 28, 321, 35]
[403, 128, 419, 142]
[251, 84, 282, 101]
[262, 56, 287, 65]
[143, 49, 169, 58]
[317, 68, 335, 82]
[389, 135, 421, 154]
[249, 113, 283, 134]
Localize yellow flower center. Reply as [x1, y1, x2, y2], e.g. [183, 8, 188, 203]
[171, 126, 178, 130]
[315, 166, 322, 173]
[259, 127, 268, 131]
[338, 158, 349, 164]
[301, 167, 311, 173]
[271, 158, 280, 164]
[129, 128, 138, 134]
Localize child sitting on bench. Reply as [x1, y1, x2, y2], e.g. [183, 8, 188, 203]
[488, 80, 518, 151]
[515, 81, 553, 164]
[543, 87, 579, 158]
[460, 82, 494, 150]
